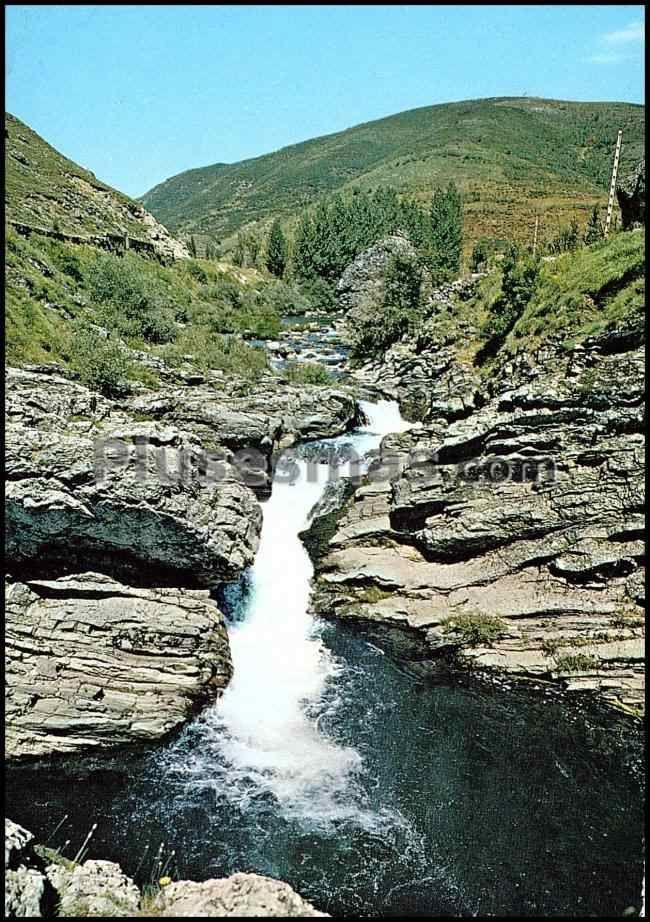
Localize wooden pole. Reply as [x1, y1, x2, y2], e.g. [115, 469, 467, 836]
[604, 130, 623, 238]
[532, 215, 539, 257]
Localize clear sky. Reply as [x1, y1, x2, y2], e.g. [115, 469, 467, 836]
[5, 4, 645, 198]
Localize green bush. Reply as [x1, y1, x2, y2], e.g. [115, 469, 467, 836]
[350, 253, 423, 360]
[553, 652, 599, 673]
[284, 361, 332, 385]
[441, 611, 507, 646]
[87, 253, 177, 344]
[69, 324, 131, 395]
[163, 327, 269, 380]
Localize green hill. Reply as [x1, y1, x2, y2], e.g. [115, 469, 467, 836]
[140, 97, 645, 249]
[5, 112, 187, 259]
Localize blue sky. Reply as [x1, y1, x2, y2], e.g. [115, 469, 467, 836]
[5, 4, 645, 198]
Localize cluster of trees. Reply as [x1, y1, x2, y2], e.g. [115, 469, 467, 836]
[290, 185, 463, 284]
[228, 185, 464, 286]
[480, 244, 541, 353]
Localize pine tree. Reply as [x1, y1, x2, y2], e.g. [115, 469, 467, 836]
[584, 205, 604, 245]
[293, 214, 317, 279]
[188, 235, 198, 259]
[428, 182, 463, 281]
[266, 220, 287, 276]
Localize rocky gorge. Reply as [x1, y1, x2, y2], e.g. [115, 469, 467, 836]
[5, 365, 361, 763]
[302, 245, 646, 718]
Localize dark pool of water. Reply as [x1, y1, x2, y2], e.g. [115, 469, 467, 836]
[6, 617, 644, 918]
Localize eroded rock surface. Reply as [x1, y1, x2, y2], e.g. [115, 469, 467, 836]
[4, 820, 327, 918]
[6, 572, 233, 759]
[617, 159, 645, 230]
[307, 329, 646, 715]
[152, 873, 327, 917]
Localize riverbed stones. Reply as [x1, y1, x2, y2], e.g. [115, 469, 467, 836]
[5, 572, 233, 760]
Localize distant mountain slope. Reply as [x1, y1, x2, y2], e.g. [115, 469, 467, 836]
[5, 112, 187, 258]
[140, 97, 645, 246]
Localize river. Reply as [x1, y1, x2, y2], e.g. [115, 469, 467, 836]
[5, 401, 644, 916]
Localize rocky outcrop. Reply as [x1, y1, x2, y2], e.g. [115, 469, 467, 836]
[336, 233, 418, 318]
[5, 371, 262, 587]
[5, 572, 232, 760]
[152, 874, 327, 917]
[5, 820, 49, 918]
[47, 860, 141, 917]
[4, 819, 326, 918]
[347, 276, 482, 420]
[4, 366, 364, 759]
[617, 159, 645, 230]
[306, 330, 646, 716]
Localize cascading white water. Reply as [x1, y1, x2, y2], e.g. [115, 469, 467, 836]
[192, 400, 412, 827]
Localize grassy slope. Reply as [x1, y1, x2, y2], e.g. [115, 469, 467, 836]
[443, 229, 646, 370]
[5, 112, 300, 388]
[5, 228, 276, 380]
[5, 113, 148, 237]
[141, 97, 645, 249]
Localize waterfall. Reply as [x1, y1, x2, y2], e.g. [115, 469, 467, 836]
[178, 400, 413, 829]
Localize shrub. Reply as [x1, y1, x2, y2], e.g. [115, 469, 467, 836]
[553, 652, 599, 673]
[69, 324, 131, 396]
[163, 327, 269, 380]
[481, 245, 540, 344]
[470, 239, 489, 272]
[284, 361, 332, 385]
[87, 253, 176, 344]
[350, 253, 423, 360]
[441, 611, 507, 646]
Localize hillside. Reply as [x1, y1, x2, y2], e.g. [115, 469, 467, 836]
[5, 112, 187, 259]
[4, 113, 313, 388]
[141, 97, 645, 249]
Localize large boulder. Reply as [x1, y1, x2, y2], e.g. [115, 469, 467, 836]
[46, 860, 140, 917]
[5, 369, 262, 586]
[6, 572, 232, 759]
[617, 159, 645, 229]
[336, 233, 418, 319]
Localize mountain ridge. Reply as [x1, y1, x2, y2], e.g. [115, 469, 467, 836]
[140, 96, 645, 249]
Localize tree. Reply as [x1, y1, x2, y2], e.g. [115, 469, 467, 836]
[383, 253, 422, 314]
[205, 239, 217, 260]
[470, 239, 489, 272]
[428, 182, 463, 281]
[293, 214, 317, 279]
[484, 244, 540, 342]
[266, 219, 287, 277]
[188, 236, 198, 258]
[584, 205, 604, 245]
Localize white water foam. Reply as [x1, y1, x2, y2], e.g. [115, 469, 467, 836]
[192, 400, 412, 828]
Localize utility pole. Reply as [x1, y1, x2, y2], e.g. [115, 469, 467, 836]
[532, 214, 539, 257]
[604, 130, 623, 238]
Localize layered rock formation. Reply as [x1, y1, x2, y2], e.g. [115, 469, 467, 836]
[617, 159, 645, 230]
[5, 819, 326, 918]
[6, 574, 232, 760]
[306, 326, 646, 716]
[5, 366, 361, 760]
